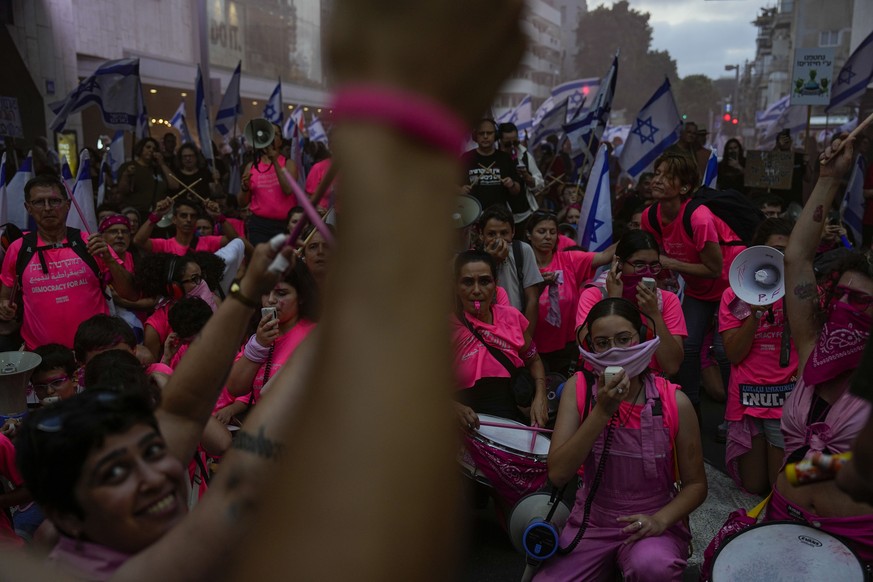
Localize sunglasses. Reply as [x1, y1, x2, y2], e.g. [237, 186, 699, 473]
[833, 285, 873, 310]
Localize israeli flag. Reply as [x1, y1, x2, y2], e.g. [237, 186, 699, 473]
[105, 130, 126, 180]
[195, 65, 215, 163]
[60, 156, 75, 194]
[702, 148, 718, 189]
[49, 58, 144, 133]
[282, 108, 305, 140]
[828, 29, 873, 113]
[308, 115, 328, 145]
[760, 99, 806, 148]
[96, 156, 109, 207]
[214, 61, 242, 137]
[563, 55, 618, 174]
[551, 78, 600, 122]
[576, 144, 612, 251]
[170, 101, 193, 144]
[842, 155, 866, 246]
[619, 79, 682, 179]
[530, 97, 568, 148]
[263, 80, 283, 125]
[0, 153, 7, 226]
[66, 150, 98, 234]
[5, 151, 32, 229]
[495, 95, 533, 134]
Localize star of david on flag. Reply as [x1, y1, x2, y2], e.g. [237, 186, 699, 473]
[619, 78, 682, 179]
[827, 29, 873, 112]
[576, 143, 612, 251]
[263, 80, 283, 125]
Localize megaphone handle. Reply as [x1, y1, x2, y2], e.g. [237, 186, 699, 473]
[780, 317, 792, 368]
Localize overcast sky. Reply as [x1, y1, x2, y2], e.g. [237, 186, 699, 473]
[590, 0, 773, 80]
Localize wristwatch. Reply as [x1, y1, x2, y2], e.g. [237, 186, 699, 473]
[229, 280, 260, 308]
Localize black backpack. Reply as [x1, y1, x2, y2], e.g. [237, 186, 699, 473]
[15, 227, 103, 292]
[646, 187, 764, 246]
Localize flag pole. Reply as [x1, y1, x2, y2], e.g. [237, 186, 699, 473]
[61, 181, 91, 236]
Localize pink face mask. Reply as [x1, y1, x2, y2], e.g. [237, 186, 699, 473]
[579, 336, 661, 378]
[620, 273, 645, 303]
[187, 279, 218, 312]
[803, 300, 871, 386]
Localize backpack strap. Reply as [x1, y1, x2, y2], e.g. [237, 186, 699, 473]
[511, 240, 527, 312]
[646, 204, 662, 239]
[14, 232, 40, 289]
[65, 228, 104, 285]
[15, 228, 103, 290]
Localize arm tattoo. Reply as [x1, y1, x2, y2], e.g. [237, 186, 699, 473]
[232, 426, 284, 461]
[812, 205, 824, 223]
[793, 282, 818, 300]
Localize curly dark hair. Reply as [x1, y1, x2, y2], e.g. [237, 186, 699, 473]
[169, 297, 213, 339]
[189, 251, 226, 293]
[135, 253, 198, 298]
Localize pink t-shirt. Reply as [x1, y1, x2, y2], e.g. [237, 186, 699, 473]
[214, 319, 317, 409]
[149, 236, 223, 256]
[0, 233, 114, 349]
[226, 217, 247, 240]
[304, 159, 334, 210]
[494, 286, 510, 306]
[575, 285, 687, 372]
[642, 201, 744, 302]
[0, 434, 22, 546]
[249, 156, 299, 220]
[145, 303, 171, 346]
[557, 235, 577, 251]
[719, 288, 799, 421]
[452, 305, 528, 390]
[535, 250, 596, 353]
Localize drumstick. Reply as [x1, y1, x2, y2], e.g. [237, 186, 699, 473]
[821, 111, 873, 165]
[543, 173, 565, 190]
[167, 176, 204, 200]
[477, 420, 553, 434]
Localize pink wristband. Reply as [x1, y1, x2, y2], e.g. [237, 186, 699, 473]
[244, 334, 271, 363]
[148, 212, 162, 224]
[331, 85, 467, 156]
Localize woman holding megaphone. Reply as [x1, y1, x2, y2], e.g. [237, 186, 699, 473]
[239, 120, 300, 245]
[718, 218, 798, 496]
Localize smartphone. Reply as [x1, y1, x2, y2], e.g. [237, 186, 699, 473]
[603, 366, 623, 384]
[261, 307, 278, 321]
[642, 277, 656, 290]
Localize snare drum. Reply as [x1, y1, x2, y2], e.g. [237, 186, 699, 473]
[459, 414, 550, 505]
[712, 521, 866, 581]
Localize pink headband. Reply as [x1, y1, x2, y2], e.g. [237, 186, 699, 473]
[99, 214, 132, 233]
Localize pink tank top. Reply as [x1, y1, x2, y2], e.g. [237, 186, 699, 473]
[249, 156, 297, 220]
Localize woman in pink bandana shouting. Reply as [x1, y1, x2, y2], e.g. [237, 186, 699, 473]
[768, 133, 873, 565]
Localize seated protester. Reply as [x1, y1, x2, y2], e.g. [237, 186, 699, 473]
[132, 197, 240, 256]
[73, 314, 171, 385]
[95, 202, 123, 226]
[817, 210, 851, 254]
[756, 195, 784, 220]
[478, 204, 543, 334]
[535, 299, 706, 582]
[576, 230, 686, 376]
[12, 240, 293, 580]
[719, 218, 798, 495]
[83, 349, 231, 506]
[189, 251, 231, 301]
[767, 135, 873, 565]
[300, 225, 334, 289]
[99, 214, 150, 341]
[195, 215, 215, 238]
[214, 261, 319, 424]
[121, 207, 142, 234]
[285, 207, 307, 249]
[174, 143, 218, 202]
[526, 211, 614, 376]
[30, 344, 78, 406]
[0, 433, 28, 547]
[162, 297, 214, 370]
[136, 253, 221, 361]
[452, 250, 548, 426]
[0, 175, 137, 350]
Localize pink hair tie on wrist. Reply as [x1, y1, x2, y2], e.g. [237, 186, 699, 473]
[331, 85, 467, 156]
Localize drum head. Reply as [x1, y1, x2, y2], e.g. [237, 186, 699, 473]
[712, 521, 865, 581]
[508, 492, 571, 555]
[476, 414, 550, 456]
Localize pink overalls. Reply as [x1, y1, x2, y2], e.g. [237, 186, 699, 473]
[535, 374, 691, 582]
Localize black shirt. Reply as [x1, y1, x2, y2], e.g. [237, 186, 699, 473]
[461, 148, 526, 213]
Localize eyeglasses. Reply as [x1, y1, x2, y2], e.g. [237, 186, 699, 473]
[625, 261, 662, 275]
[591, 331, 638, 352]
[31, 375, 70, 392]
[104, 228, 130, 237]
[36, 390, 121, 433]
[834, 285, 873, 310]
[180, 274, 203, 286]
[28, 197, 67, 209]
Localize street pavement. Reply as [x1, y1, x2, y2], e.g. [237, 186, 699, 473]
[458, 392, 763, 581]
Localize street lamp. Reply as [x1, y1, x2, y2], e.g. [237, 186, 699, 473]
[725, 64, 740, 121]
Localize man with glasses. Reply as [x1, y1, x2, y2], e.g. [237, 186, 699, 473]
[0, 175, 137, 349]
[497, 122, 542, 226]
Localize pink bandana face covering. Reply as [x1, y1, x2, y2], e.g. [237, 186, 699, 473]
[803, 301, 871, 386]
[579, 336, 661, 378]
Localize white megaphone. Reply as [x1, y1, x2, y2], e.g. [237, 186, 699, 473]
[0, 351, 42, 422]
[729, 245, 785, 306]
[508, 491, 572, 561]
[452, 195, 482, 229]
